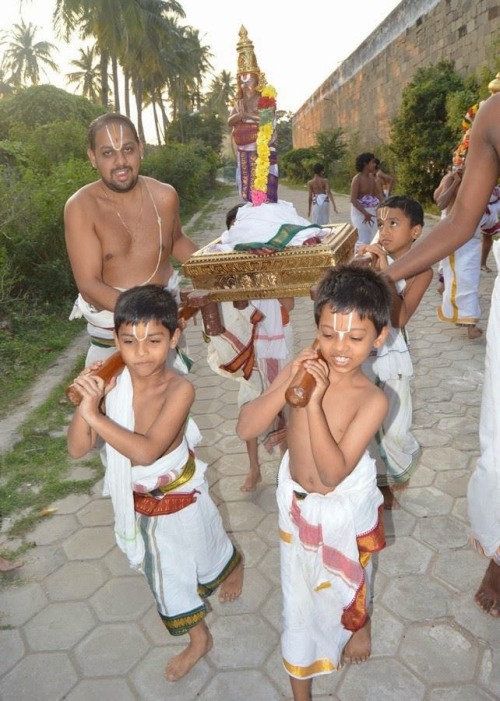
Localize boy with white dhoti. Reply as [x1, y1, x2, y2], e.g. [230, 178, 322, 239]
[237, 264, 392, 701]
[68, 285, 243, 682]
[358, 196, 433, 509]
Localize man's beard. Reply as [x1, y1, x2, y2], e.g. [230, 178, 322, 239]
[103, 170, 140, 193]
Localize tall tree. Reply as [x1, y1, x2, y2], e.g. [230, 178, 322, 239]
[203, 70, 235, 122]
[66, 45, 101, 103]
[1, 20, 58, 87]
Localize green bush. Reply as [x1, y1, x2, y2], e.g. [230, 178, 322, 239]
[142, 142, 219, 215]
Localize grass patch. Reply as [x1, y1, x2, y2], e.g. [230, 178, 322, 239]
[0, 299, 84, 420]
[0, 360, 103, 548]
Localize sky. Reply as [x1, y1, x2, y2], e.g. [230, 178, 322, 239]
[0, 0, 402, 135]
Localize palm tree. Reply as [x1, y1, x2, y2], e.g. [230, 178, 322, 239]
[66, 45, 101, 103]
[1, 20, 58, 87]
[204, 70, 235, 122]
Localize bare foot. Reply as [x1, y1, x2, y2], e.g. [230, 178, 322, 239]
[165, 624, 213, 681]
[481, 264, 492, 272]
[0, 556, 23, 572]
[467, 325, 483, 340]
[380, 485, 400, 510]
[343, 618, 371, 664]
[240, 467, 262, 492]
[437, 281, 445, 295]
[474, 560, 500, 617]
[219, 559, 244, 603]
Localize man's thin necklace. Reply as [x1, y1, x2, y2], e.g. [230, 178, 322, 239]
[101, 178, 143, 237]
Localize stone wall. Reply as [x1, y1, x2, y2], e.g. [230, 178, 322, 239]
[293, 0, 500, 148]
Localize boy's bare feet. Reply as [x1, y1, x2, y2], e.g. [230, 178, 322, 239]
[0, 556, 23, 572]
[481, 264, 493, 272]
[380, 485, 400, 510]
[343, 618, 371, 664]
[437, 281, 445, 295]
[165, 622, 213, 681]
[467, 325, 483, 340]
[240, 467, 262, 492]
[219, 559, 244, 602]
[474, 560, 500, 617]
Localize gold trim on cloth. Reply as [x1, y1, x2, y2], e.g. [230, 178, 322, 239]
[149, 451, 196, 495]
[279, 528, 293, 543]
[160, 604, 207, 636]
[283, 657, 337, 678]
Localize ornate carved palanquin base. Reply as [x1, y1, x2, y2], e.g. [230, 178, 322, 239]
[182, 223, 357, 302]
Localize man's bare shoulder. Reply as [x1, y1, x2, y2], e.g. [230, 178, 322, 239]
[142, 175, 177, 200]
[65, 180, 101, 210]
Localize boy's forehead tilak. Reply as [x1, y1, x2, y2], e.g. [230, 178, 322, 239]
[132, 320, 149, 341]
[332, 311, 353, 341]
[377, 206, 390, 222]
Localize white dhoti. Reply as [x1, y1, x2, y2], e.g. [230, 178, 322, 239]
[277, 452, 384, 678]
[438, 226, 481, 325]
[104, 370, 240, 634]
[363, 281, 420, 486]
[207, 299, 293, 452]
[467, 240, 500, 564]
[350, 195, 379, 246]
[311, 194, 329, 226]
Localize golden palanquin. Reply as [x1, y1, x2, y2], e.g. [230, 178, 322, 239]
[182, 222, 357, 302]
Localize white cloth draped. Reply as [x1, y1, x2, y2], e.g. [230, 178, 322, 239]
[103, 367, 203, 569]
[467, 239, 500, 561]
[277, 451, 383, 675]
[311, 194, 330, 226]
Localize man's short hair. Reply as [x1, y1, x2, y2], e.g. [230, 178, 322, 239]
[355, 152, 376, 172]
[314, 263, 391, 334]
[88, 113, 140, 151]
[313, 163, 325, 175]
[114, 285, 178, 335]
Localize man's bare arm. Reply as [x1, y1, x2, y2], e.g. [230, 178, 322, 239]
[64, 192, 121, 311]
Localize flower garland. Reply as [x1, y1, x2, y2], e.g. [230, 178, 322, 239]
[251, 84, 277, 206]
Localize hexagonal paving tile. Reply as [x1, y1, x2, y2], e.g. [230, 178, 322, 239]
[433, 549, 485, 592]
[76, 498, 114, 526]
[29, 514, 79, 546]
[339, 657, 425, 701]
[429, 686, 498, 701]
[402, 487, 453, 517]
[415, 516, 469, 550]
[0, 582, 48, 626]
[209, 614, 278, 668]
[222, 501, 266, 532]
[210, 566, 272, 616]
[0, 629, 24, 676]
[74, 623, 148, 676]
[63, 526, 116, 560]
[0, 653, 77, 701]
[24, 601, 95, 650]
[20, 544, 67, 581]
[131, 646, 211, 700]
[45, 560, 108, 600]
[231, 530, 269, 568]
[401, 622, 478, 684]
[202, 670, 282, 701]
[64, 678, 137, 701]
[381, 574, 451, 622]
[90, 576, 152, 621]
[377, 536, 433, 577]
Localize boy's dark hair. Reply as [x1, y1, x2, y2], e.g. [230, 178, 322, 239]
[374, 158, 381, 169]
[114, 285, 178, 334]
[378, 195, 424, 227]
[313, 163, 325, 175]
[314, 263, 391, 334]
[88, 113, 140, 151]
[226, 203, 246, 229]
[355, 152, 376, 172]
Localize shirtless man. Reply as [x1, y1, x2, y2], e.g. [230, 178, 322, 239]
[350, 152, 384, 247]
[387, 92, 500, 618]
[307, 163, 338, 225]
[374, 158, 395, 198]
[65, 113, 198, 365]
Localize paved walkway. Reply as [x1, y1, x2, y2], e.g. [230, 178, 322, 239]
[1, 185, 499, 701]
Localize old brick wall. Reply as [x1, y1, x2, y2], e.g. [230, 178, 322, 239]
[293, 0, 500, 148]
